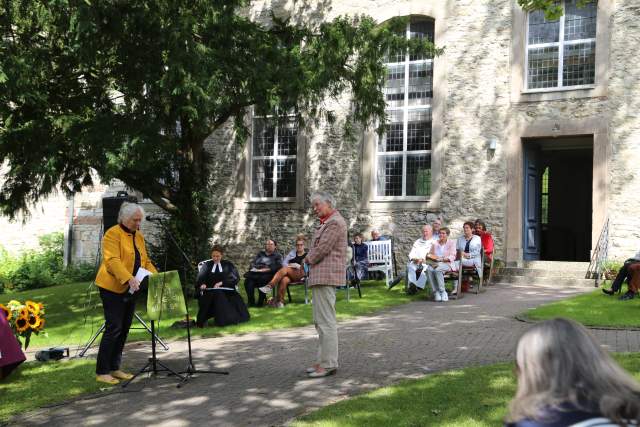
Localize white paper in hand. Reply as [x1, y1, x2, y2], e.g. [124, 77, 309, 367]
[128, 268, 153, 294]
[135, 267, 152, 282]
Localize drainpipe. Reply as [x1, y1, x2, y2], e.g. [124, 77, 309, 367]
[63, 193, 75, 267]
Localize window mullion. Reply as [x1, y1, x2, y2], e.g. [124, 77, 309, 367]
[402, 22, 410, 197]
[273, 123, 279, 198]
[558, 1, 566, 88]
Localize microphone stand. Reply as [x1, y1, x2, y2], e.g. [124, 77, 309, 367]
[150, 217, 228, 387]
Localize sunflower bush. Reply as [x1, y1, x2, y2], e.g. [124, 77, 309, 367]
[0, 299, 46, 349]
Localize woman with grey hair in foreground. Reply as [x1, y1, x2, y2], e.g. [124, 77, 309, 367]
[505, 318, 640, 426]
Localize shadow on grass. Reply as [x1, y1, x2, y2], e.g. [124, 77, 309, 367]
[2, 279, 423, 349]
[294, 362, 516, 427]
[293, 353, 640, 427]
[0, 359, 105, 423]
[524, 284, 640, 328]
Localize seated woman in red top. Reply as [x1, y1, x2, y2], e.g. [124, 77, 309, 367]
[474, 219, 494, 261]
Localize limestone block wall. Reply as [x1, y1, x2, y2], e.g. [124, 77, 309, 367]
[0, 191, 71, 255]
[606, 0, 640, 260]
[201, 0, 514, 271]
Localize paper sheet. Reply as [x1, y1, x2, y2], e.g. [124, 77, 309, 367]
[135, 267, 152, 282]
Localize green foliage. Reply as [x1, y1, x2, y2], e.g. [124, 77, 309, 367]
[0, 1, 442, 267]
[0, 232, 95, 292]
[600, 259, 623, 277]
[518, 0, 595, 20]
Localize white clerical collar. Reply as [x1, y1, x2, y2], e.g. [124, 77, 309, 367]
[212, 262, 222, 272]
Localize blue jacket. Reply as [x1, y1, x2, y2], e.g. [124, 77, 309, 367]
[351, 243, 368, 263]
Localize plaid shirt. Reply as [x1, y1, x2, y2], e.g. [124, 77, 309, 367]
[307, 210, 347, 286]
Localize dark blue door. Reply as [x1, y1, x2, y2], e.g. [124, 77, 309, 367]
[523, 145, 541, 260]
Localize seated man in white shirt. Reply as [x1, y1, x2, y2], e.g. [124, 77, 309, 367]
[406, 224, 435, 294]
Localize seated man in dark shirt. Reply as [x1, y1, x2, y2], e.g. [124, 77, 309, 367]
[348, 233, 368, 283]
[243, 239, 282, 307]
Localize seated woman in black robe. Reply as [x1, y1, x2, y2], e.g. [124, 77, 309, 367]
[196, 245, 250, 327]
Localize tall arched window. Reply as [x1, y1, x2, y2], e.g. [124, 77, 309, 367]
[377, 17, 434, 198]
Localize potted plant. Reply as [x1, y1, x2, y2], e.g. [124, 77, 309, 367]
[600, 259, 623, 281]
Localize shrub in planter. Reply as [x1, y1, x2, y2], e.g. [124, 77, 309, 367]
[601, 259, 623, 280]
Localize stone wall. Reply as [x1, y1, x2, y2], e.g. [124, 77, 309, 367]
[0, 191, 71, 255]
[606, 0, 640, 260]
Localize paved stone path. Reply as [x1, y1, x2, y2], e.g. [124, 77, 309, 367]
[17, 283, 640, 427]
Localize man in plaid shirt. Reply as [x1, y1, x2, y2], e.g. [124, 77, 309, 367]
[305, 191, 347, 378]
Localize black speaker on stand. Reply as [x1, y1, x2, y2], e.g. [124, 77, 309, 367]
[102, 191, 139, 231]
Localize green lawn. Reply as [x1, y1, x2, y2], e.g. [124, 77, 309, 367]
[0, 359, 105, 423]
[523, 283, 640, 328]
[1, 279, 421, 349]
[293, 353, 640, 427]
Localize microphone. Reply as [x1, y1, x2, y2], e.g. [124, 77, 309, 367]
[146, 215, 164, 222]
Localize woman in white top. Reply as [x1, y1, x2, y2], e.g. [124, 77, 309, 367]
[426, 227, 456, 302]
[456, 221, 483, 277]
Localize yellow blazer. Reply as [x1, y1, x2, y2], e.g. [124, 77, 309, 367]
[95, 224, 158, 294]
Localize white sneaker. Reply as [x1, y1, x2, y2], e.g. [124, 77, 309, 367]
[258, 285, 272, 294]
[440, 291, 449, 302]
[434, 291, 442, 302]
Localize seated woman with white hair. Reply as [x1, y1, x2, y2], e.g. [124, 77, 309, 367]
[425, 227, 456, 302]
[505, 318, 640, 426]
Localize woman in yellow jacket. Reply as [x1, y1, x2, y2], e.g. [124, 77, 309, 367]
[94, 202, 157, 385]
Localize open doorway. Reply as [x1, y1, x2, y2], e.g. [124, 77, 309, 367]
[523, 136, 593, 261]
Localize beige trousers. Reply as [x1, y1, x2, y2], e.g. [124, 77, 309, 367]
[312, 285, 338, 369]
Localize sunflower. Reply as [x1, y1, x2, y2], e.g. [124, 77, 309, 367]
[26, 300, 40, 315]
[15, 315, 30, 333]
[0, 304, 10, 321]
[28, 314, 41, 329]
[36, 317, 46, 331]
[19, 307, 29, 319]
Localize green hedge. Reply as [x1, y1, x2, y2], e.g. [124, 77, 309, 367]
[0, 232, 95, 293]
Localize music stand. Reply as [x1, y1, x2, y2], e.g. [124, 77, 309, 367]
[122, 272, 186, 387]
[78, 312, 168, 357]
[148, 217, 228, 386]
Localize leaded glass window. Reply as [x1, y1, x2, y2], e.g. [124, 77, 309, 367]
[526, 0, 597, 90]
[377, 17, 434, 198]
[251, 117, 297, 199]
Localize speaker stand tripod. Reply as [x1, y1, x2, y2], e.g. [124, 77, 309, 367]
[122, 319, 185, 387]
[78, 312, 169, 357]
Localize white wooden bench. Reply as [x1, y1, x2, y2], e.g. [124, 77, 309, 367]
[365, 240, 394, 287]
